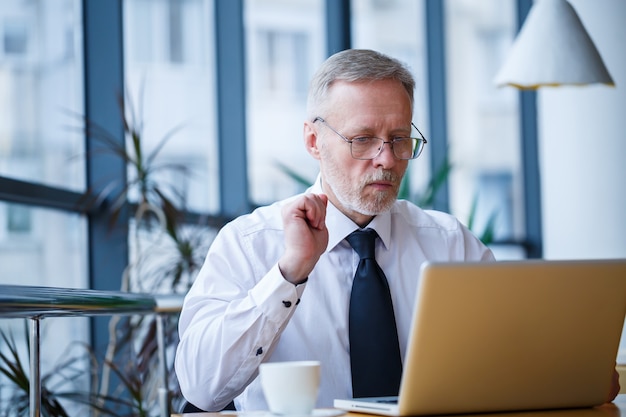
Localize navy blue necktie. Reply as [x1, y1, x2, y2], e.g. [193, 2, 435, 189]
[347, 229, 402, 398]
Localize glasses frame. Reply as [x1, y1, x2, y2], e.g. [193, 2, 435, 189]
[313, 117, 427, 160]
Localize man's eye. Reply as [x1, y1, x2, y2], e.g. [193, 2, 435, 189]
[352, 137, 374, 144]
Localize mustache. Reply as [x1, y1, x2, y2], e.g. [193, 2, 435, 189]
[363, 170, 400, 184]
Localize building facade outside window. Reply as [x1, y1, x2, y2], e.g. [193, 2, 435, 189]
[123, 0, 219, 214]
[0, 2, 88, 407]
[444, 0, 524, 257]
[0, 0, 85, 191]
[244, 0, 325, 205]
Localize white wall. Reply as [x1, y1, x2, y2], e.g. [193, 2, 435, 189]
[539, 0, 626, 260]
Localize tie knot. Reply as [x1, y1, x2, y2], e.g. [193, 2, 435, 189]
[346, 229, 378, 260]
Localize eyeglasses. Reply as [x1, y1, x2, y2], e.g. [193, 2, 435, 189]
[313, 117, 427, 160]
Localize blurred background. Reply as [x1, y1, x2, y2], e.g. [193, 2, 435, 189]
[0, 0, 624, 413]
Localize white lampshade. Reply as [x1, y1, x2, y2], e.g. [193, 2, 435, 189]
[494, 0, 614, 89]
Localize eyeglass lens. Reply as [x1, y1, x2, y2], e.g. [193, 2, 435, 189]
[351, 138, 420, 160]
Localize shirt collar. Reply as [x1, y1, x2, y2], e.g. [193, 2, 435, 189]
[309, 175, 393, 252]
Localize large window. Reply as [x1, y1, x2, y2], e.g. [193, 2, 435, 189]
[444, 0, 525, 258]
[0, 202, 87, 287]
[0, 0, 85, 191]
[244, 0, 325, 205]
[0, 1, 88, 411]
[0, 202, 89, 412]
[123, 0, 219, 213]
[0, 0, 88, 322]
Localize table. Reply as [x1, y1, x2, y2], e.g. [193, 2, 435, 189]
[0, 284, 184, 417]
[173, 394, 626, 417]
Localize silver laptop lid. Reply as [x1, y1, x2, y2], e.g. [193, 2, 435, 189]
[396, 259, 626, 415]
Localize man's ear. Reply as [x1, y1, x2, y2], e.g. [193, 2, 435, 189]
[304, 121, 321, 160]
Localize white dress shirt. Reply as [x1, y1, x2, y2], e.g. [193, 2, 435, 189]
[175, 179, 495, 411]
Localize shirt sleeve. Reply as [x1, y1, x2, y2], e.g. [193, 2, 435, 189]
[460, 221, 496, 262]
[174, 222, 306, 411]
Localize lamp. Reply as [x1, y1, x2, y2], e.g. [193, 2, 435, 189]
[494, 0, 614, 89]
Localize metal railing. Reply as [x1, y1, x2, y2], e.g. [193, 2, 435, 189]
[0, 284, 184, 417]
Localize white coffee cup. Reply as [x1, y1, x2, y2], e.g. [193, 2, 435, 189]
[259, 360, 321, 415]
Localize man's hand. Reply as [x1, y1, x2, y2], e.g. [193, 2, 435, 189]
[278, 193, 329, 284]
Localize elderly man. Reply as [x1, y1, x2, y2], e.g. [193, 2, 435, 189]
[178, 49, 597, 412]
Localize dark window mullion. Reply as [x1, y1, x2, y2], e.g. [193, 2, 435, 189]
[325, 0, 351, 55]
[516, 0, 542, 258]
[82, 0, 128, 349]
[215, 0, 249, 217]
[0, 177, 86, 212]
[425, 0, 450, 213]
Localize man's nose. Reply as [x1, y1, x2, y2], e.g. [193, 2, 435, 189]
[372, 141, 398, 167]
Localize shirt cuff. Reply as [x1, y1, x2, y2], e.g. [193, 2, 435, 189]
[249, 263, 307, 326]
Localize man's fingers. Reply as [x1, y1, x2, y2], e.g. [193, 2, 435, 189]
[304, 194, 328, 229]
[286, 193, 328, 230]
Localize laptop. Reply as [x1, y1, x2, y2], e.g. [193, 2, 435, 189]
[334, 259, 626, 416]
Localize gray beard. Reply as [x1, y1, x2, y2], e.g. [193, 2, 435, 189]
[325, 169, 399, 216]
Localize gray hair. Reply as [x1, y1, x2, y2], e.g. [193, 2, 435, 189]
[306, 49, 416, 120]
